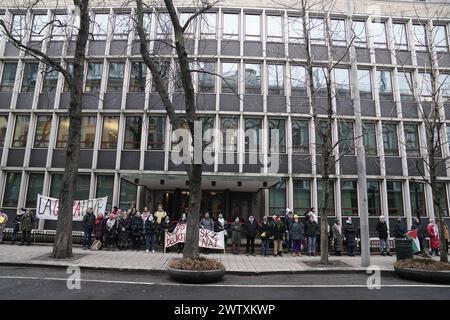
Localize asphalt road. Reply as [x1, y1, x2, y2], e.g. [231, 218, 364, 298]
[0, 266, 449, 300]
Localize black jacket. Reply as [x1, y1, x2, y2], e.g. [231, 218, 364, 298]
[259, 222, 271, 239]
[244, 220, 259, 238]
[394, 221, 406, 238]
[305, 221, 319, 237]
[344, 223, 358, 246]
[376, 221, 389, 239]
[271, 221, 286, 240]
[144, 218, 157, 235]
[82, 212, 96, 231]
[130, 216, 144, 237]
[162, 220, 176, 233]
[118, 217, 131, 235]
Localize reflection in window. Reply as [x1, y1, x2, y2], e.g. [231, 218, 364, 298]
[270, 180, 286, 215]
[93, 13, 109, 39]
[393, 23, 408, 50]
[341, 180, 358, 216]
[85, 62, 103, 92]
[334, 68, 350, 97]
[317, 180, 335, 216]
[267, 15, 282, 42]
[34, 115, 52, 148]
[313, 67, 327, 95]
[12, 115, 30, 147]
[363, 122, 377, 156]
[382, 123, 399, 156]
[370, 21, 387, 48]
[21, 63, 39, 93]
[404, 123, 420, 157]
[245, 14, 260, 41]
[42, 66, 59, 92]
[292, 119, 309, 154]
[2, 172, 22, 207]
[179, 12, 196, 38]
[357, 69, 372, 99]
[353, 21, 367, 46]
[124, 116, 142, 150]
[129, 62, 146, 92]
[0, 115, 8, 147]
[398, 72, 413, 101]
[223, 13, 239, 40]
[96, 175, 114, 210]
[367, 181, 381, 216]
[288, 16, 303, 43]
[80, 116, 96, 149]
[221, 62, 238, 93]
[245, 63, 261, 94]
[434, 25, 448, 52]
[291, 65, 307, 96]
[147, 116, 165, 150]
[310, 18, 324, 44]
[330, 19, 346, 46]
[120, 179, 137, 208]
[197, 62, 215, 93]
[417, 73, 432, 97]
[268, 64, 284, 95]
[156, 13, 172, 38]
[107, 62, 125, 92]
[113, 13, 131, 39]
[268, 118, 286, 153]
[50, 174, 62, 197]
[101, 116, 119, 149]
[26, 173, 44, 207]
[387, 181, 404, 216]
[151, 60, 170, 92]
[293, 180, 311, 213]
[51, 14, 69, 40]
[220, 117, 238, 152]
[338, 120, 354, 155]
[0, 63, 17, 91]
[315, 120, 328, 154]
[11, 14, 25, 40]
[75, 175, 90, 200]
[409, 180, 426, 217]
[244, 118, 261, 152]
[377, 70, 392, 99]
[200, 13, 216, 39]
[31, 15, 47, 41]
[413, 24, 426, 51]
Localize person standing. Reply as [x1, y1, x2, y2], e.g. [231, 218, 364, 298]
[344, 217, 357, 256]
[154, 204, 167, 247]
[130, 211, 144, 250]
[290, 215, 304, 256]
[144, 214, 157, 253]
[244, 215, 258, 256]
[376, 215, 391, 256]
[332, 219, 343, 256]
[176, 213, 187, 253]
[231, 217, 242, 255]
[0, 209, 8, 244]
[285, 209, 293, 253]
[272, 216, 286, 256]
[82, 207, 95, 250]
[394, 217, 406, 238]
[11, 209, 25, 245]
[427, 219, 440, 256]
[19, 210, 35, 246]
[215, 213, 228, 248]
[93, 213, 107, 245]
[259, 216, 271, 256]
[118, 211, 131, 251]
[105, 212, 118, 251]
[305, 215, 319, 256]
[442, 219, 449, 253]
[200, 212, 215, 254]
[141, 206, 150, 221]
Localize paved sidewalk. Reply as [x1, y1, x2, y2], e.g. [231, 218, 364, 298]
[0, 244, 401, 274]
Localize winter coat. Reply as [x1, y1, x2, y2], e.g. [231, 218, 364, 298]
[20, 213, 34, 232]
[144, 218, 157, 235]
[162, 220, 176, 233]
[82, 212, 96, 232]
[427, 223, 440, 249]
[130, 216, 144, 237]
[418, 221, 428, 239]
[285, 217, 294, 234]
[376, 221, 389, 240]
[344, 223, 357, 247]
[289, 221, 304, 240]
[243, 220, 259, 238]
[13, 214, 22, 230]
[0, 212, 8, 229]
[200, 217, 214, 231]
[332, 224, 344, 252]
[411, 221, 419, 231]
[305, 221, 319, 237]
[106, 218, 118, 237]
[271, 221, 286, 240]
[259, 222, 271, 240]
[94, 218, 107, 239]
[118, 217, 131, 239]
[231, 222, 242, 243]
[215, 219, 228, 237]
[394, 221, 406, 238]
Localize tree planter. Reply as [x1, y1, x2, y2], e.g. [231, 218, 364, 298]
[167, 266, 226, 284]
[394, 259, 450, 284]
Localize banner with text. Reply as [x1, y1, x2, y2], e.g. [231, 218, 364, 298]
[36, 194, 108, 221]
[165, 224, 225, 250]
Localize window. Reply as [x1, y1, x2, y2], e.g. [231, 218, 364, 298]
[31, 14, 47, 41]
[270, 180, 286, 215]
[293, 180, 311, 214]
[223, 13, 239, 40]
[268, 118, 286, 153]
[315, 120, 328, 155]
[437, 182, 449, 216]
[197, 62, 215, 93]
[0, 115, 8, 147]
[11, 14, 25, 40]
[377, 70, 393, 100]
[124, 116, 142, 150]
[367, 181, 381, 216]
[245, 14, 260, 41]
[291, 65, 307, 96]
[101, 116, 119, 149]
[221, 62, 238, 93]
[317, 180, 335, 216]
[156, 13, 172, 39]
[75, 175, 90, 200]
[353, 20, 367, 47]
[151, 61, 170, 92]
[26, 173, 44, 208]
[312, 67, 327, 95]
[417, 73, 432, 97]
[310, 18, 325, 44]
[113, 13, 130, 39]
[292, 119, 309, 154]
[363, 122, 377, 156]
[199, 116, 215, 152]
[85, 62, 103, 92]
[244, 118, 261, 152]
[413, 24, 427, 51]
[200, 13, 216, 39]
[80, 116, 96, 149]
[220, 117, 238, 152]
[96, 175, 114, 210]
[0, 63, 17, 91]
[288, 16, 303, 43]
[50, 174, 62, 198]
[107, 62, 125, 92]
[404, 123, 420, 157]
[393, 23, 408, 50]
[42, 66, 59, 92]
[267, 64, 284, 95]
[442, 74, 450, 97]
[147, 116, 165, 150]
[341, 180, 358, 216]
[338, 121, 354, 155]
[63, 63, 74, 92]
[51, 14, 68, 40]
[142, 13, 151, 36]
[434, 25, 448, 52]
[244, 63, 261, 94]
[382, 123, 399, 156]
[387, 181, 404, 216]
[129, 62, 147, 92]
[2, 172, 21, 207]
[93, 13, 109, 39]
[120, 179, 137, 208]
[370, 21, 387, 48]
[357, 69, 372, 99]
[34, 115, 52, 148]
[397, 72, 413, 101]
[330, 19, 346, 46]
[267, 15, 282, 42]
[12, 115, 30, 147]
[334, 68, 350, 97]
[179, 13, 195, 38]
[21, 63, 39, 93]
[409, 180, 426, 217]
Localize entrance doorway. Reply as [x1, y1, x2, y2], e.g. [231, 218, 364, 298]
[229, 192, 252, 220]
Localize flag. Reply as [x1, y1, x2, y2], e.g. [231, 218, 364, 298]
[405, 229, 420, 253]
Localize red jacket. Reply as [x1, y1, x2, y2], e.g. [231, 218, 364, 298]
[427, 223, 440, 249]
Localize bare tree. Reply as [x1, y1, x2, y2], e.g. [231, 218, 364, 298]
[0, 0, 90, 258]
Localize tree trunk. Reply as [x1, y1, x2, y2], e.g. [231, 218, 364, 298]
[183, 164, 202, 259]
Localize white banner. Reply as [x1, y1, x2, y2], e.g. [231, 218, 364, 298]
[36, 194, 108, 221]
[165, 223, 225, 250]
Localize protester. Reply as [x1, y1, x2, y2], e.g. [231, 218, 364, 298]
[130, 211, 144, 250]
[259, 216, 271, 256]
[20, 210, 35, 246]
[154, 204, 167, 246]
[244, 215, 258, 256]
[289, 215, 304, 256]
[144, 214, 157, 253]
[215, 213, 228, 247]
[118, 210, 131, 251]
[418, 218, 428, 255]
[376, 215, 391, 256]
[344, 217, 357, 256]
[442, 219, 449, 253]
[94, 213, 107, 245]
[141, 207, 150, 221]
[11, 209, 25, 245]
[427, 219, 440, 257]
[332, 219, 343, 256]
[200, 212, 214, 230]
[285, 208, 293, 253]
[0, 209, 8, 244]
[231, 217, 242, 255]
[176, 213, 187, 253]
[272, 216, 286, 257]
[394, 217, 406, 238]
[307, 207, 318, 223]
[305, 215, 319, 256]
[105, 212, 118, 251]
[82, 207, 95, 250]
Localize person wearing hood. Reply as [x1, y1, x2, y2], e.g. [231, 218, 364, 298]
[118, 210, 131, 251]
[215, 213, 228, 248]
[394, 217, 406, 239]
[0, 209, 8, 244]
[94, 213, 107, 245]
[243, 215, 259, 256]
[82, 207, 95, 250]
[20, 210, 35, 246]
[154, 204, 167, 246]
[105, 212, 118, 251]
[427, 219, 440, 256]
[344, 217, 358, 256]
[144, 214, 157, 253]
[231, 217, 242, 255]
[176, 213, 187, 253]
[376, 215, 391, 256]
[259, 216, 271, 256]
[332, 219, 344, 256]
[290, 215, 304, 256]
[11, 209, 25, 245]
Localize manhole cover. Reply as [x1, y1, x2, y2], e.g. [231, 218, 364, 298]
[301, 260, 352, 268]
[31, 253, 88, 262]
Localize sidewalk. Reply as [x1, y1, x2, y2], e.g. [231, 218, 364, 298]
[0, 244, 400, 274]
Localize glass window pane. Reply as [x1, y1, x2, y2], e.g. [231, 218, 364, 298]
[80, 116, 96, 149]
[96, 175, 114, 210]
[382, 123, 399, 156]
[220, 116, 238, 152]
[291, 65, 307, 96]
[120, 179, 137, 208]
[315, 120, 328, 154]
[151, 61, 170, 92]
[179, 12, 195, 37]
[26, 173, 44, 207]
[222, 62, 238, 93]
[42, 66, 59, 92]
[245, 14, 260, 41]
[198, 62, 215, 93]
[313, 67, 326, 94]
[267, 15, 282, 42]
[56, 116, 69, 148]
[341, 180, 358, 216]
[157, 13, 172, 38]
[129, 62, 146, 92]
[124, 116, 142, 150]
[31, 15, 47, 41]
[409, 181, 426, 217]
[417, 73, 432, 97]
[331, 19, 346, 45]
[113, 13, 131, 38]
[317, 180, 335, 215]
[437, 182, 448, 215]
[358, 69, 372, 99]
[34, 115, 52, 148]
[268, 64, 284, 95]
[21, 63, 39, 93]
[85, 62, 103, 92]
[107, 62, 125, 92]
[434, 25, 448, 52]
[93, 13, 109, 38]
[270, 180, 286, 215]
[334, 68, 350, 97]
[147, 116, 165, 150]
[387, 181, 404, 216]
[404, 123, 420, 157]
[0, 63, 17, 91]
[353, 20, 367, 46]
[0, 115, 8, 147]
[51, 14, 68, 39]
[293, 180, 311, 213]
[377, 70, 392, 99]
[101, 116, 119, 149]
[223, 13, 239, 40]
[245, 63, 261, 94]
[367, 181, 381, 216]
[200, 13, 216, 39]
[244, 118, 261, 152]
[75, 175, 90, 200]
[338, 121, 354, 155]
[398, 72, 413, 100]
[413, 25, 426, 51]
[288, 16, 303, 42]
[393, 23, 408, 50]
[12, 115, 30, 147]
[3, 172, 22, 207]
[371, 21, 387, 48]
[50, 174, 62, 198]
[310, 18, 324, 44]
[11, 14, 25, 39]
[268, 118, 286, 153]
[363, 122, 377, 156]
[292, 119, 309, 154]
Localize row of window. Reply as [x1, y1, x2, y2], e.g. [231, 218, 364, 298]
[0, 114, 443, 157]
[2, 61, 449, 98]
[7, 11, 450, 51]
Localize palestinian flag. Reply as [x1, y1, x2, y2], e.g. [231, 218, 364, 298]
[405, 229, 420, 253]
